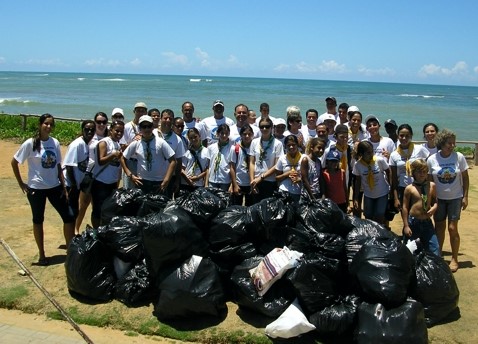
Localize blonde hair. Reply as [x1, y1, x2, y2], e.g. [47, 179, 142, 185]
[410, 158, 428, 175]
[305, 137, 325, 154]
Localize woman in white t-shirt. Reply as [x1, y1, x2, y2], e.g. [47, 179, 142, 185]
[276, 135, 304, 204]
[427, 129, 469, 272]
[230, 124, 254, 206]
[205, 123, 233, 191]
[11, 114, 75, 266]
[180, 127, 208, 192]
[422, 122, 439, 155]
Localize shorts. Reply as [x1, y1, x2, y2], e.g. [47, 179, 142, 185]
[406, 217, 440, 257]
[26, 185, 75, 224]
[363, 194, 388, 220]
[434, 198, 462, 222]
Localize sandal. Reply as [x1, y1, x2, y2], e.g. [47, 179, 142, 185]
[35, 258, 49, 266]
[449, 260, 459, 273]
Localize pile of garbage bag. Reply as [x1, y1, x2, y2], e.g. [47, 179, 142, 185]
[65, 188, 459, 341]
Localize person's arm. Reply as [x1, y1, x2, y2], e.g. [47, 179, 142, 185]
[97, 141, 121, 165]
[401, 186, 412, 238]
[11, 157, 28, 194]
[204, 158, 211, 187]
[160, 157, 177, 192]
[353, 175, 362, 212]
[249, 155, 260, 189]
[462, 169, 469, 210]
[65, 166, 76, 189]
[300, 158, 314, 198]
[391, 165, 400, 210]
[428, 182, 438, 217]
[342, 170, 350, 211]
[229, 161, 240, 195]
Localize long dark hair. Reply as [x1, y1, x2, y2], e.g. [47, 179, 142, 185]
[94, 112, 109, 137]
[33, 113, 54, 152]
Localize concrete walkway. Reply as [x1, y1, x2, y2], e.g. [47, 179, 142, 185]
[0, 321, 85, 344]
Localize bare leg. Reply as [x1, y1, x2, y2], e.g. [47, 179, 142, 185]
[435, 220, 446, 254]
[63, 222, 75, 249]
[448, 220, 460, 272]
[75, 191, 91, 234]
[33, 223, 46, 260]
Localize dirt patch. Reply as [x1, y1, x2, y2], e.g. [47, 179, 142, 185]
[1, 139, 477, 343]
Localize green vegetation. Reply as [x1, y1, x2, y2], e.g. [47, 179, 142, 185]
[0, 286, 29, 308]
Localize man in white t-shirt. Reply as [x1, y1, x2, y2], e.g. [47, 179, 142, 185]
[230, 104, 260, 143]
[181, 101, 206, 142]
[200, 100, 235, 147]
[320, 96, 338, 123]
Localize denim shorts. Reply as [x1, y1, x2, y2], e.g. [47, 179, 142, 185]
[434, 198, 462, 222]
[406, 217, 440, 257]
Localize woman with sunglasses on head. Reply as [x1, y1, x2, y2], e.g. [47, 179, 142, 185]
[276, 135, 304, 204]
[90, 120, 125, 228]
[249, 117, 283, 204]
[284, 106, 306, 152]
[11, 114, 75, 266]
[63, 120, 96, 234]
[75, 112, 109, 233]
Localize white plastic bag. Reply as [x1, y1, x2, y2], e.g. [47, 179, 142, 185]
[265, 298, 316, 338]
[249, 246, 303, 296]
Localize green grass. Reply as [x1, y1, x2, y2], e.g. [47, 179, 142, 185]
[0, 286, 29, 308]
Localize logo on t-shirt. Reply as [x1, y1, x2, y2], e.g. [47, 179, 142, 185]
[42, 150, 57, 169]
[437, 166, 456, 184]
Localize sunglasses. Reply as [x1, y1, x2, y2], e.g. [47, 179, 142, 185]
[83, 127, 95, 132]
[140, 124, 153, 129]
[174, 124, 185, 128]
[259, 125, 271, 129]
[95, 120, 108, 125]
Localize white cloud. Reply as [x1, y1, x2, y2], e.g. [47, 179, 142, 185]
[84, 58, 121, 67]
[275, 60, 346, 74]
[130, 58, 141, 66]
[19, 58, 67, 67]
[273, 63, 290, 72]
[357, 66, 395, 76]
[317, 60, 346, 73]
[195, 48, 210, 67]
[419, 61, 468, 77]
[161, 52, 189, 66]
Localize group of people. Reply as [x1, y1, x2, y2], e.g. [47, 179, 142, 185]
[12, 97, 469, 272]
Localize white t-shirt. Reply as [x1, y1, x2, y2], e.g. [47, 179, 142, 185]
[367, 137, 396, 161]
[207, 141, 233, 184]
[230, 143, 251, 186]
[200, 116, 235, 146]
[93, 137, 122, 184]
[183, 120, 207, 141]
[14, 137, 61, 189]
[87, 133, 104, 172]
[389, 144, 429, 187]
[229, 124, 260, 144]
[422, 142, 438, 156]
[249, 137, 284, 181]
[120, 121, 140, 145]
[276, 154, 304, 195]
[427, 151, 468, 200]
[63, 136, 90, 188]
[182, 146, 208, 187]
[153, 129, 185, 159]
[123, 137, 175, 181]
[352, 156, 390, 198]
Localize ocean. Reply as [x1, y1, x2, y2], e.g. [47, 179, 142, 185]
[1, 71, 477, 142]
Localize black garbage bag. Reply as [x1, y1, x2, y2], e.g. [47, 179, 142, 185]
[296, 198, 352, 238]
[230, 257, 295, 318]
[65, 229, 116, 301]
[170, 187, 230, 228]
[411, 250, 460, 326]
[114, 259, 157, 306]
[246, 193, 295, 252]
[208, 205, 250, 249]
[286, 223, 346, 260]
[97, 216, 145, 263]
[286, 257, 338, 315]
[355, 299, 428, 344]
[209, 242, 258, 273]
[154, 255, 226, 320]
[142, 206, 209, 285]
[345, 218, 398, 264]
[136, 193, 170, 216]
[349, 236, 414, 308]
[101, 188, 144, 225]
[309, 295, 361, 335]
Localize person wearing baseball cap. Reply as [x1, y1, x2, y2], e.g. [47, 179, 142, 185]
[120, 101, 148, 189]
[111, 108, 124, 122]
[121, 114, 176, 194]
[321, 96, 338, 122]
[201, 100, 235, 146]
[384, 119, 398, 144]
[365, 115, 395, 162]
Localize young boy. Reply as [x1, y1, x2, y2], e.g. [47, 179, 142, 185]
[401, 159, 440, 256]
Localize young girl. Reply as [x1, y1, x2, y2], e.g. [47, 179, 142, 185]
[11, 114, 75, 265]
[90, 120, 124, 228]
[301, 137, 326, 200]
[401, 159, 440, 256]
[230, 124, 254, 205]
[353, 141, 391, 225]
[323, 148, 348, 212]
[205, 123, 233, 191]
[180, 127, 208, 192]
[276, 135, 304, 203]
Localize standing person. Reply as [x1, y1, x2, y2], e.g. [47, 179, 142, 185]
[249, 118, 283, 203]
[90, 120, 124, 228]
[353, 141, 391, 225]
[121, 115, 176, 195]
[75, 112, 108, 233]
[337, 103, 349, 125]
[320, 96, 338, 122]
[365, 115, 395, 161]
[229, 104, 259, 143]
[180, 128, 208, 192]
[384, 119, 399, 145]
[248, 109, 257, 125]
[255, 102, 276, 126]
[422, 123, 439, 155]
[11, 114, 75, 265]
[181, 101, 206, 140]
[427, 129, 469, 272]
[301, 109, 319, 144]
[173, 117, 189, 152]
[401, 159, 440, 256]
[323, 149, 349, 213]
[63, 120, 95, 235]
[273, 118, 287, 146]
[230, 124, 254, 206]
[301, 137, 326, 200]
[390, 124, 429, 211]
[284, 106, 305, 152]
[321, 114, 338, 143]
[111, 108, 125, 122]
[347, 110, 369, 148]
[276, 135, 304, 204]
[201, 100, 234, 147]
[154, 109, 185, 198]
[120, 102, 148, 189]
[205, 123, 233, 191]
[148, 108, 161, 129]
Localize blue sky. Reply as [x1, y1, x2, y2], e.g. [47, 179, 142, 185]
[1, 1, 477, 86]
